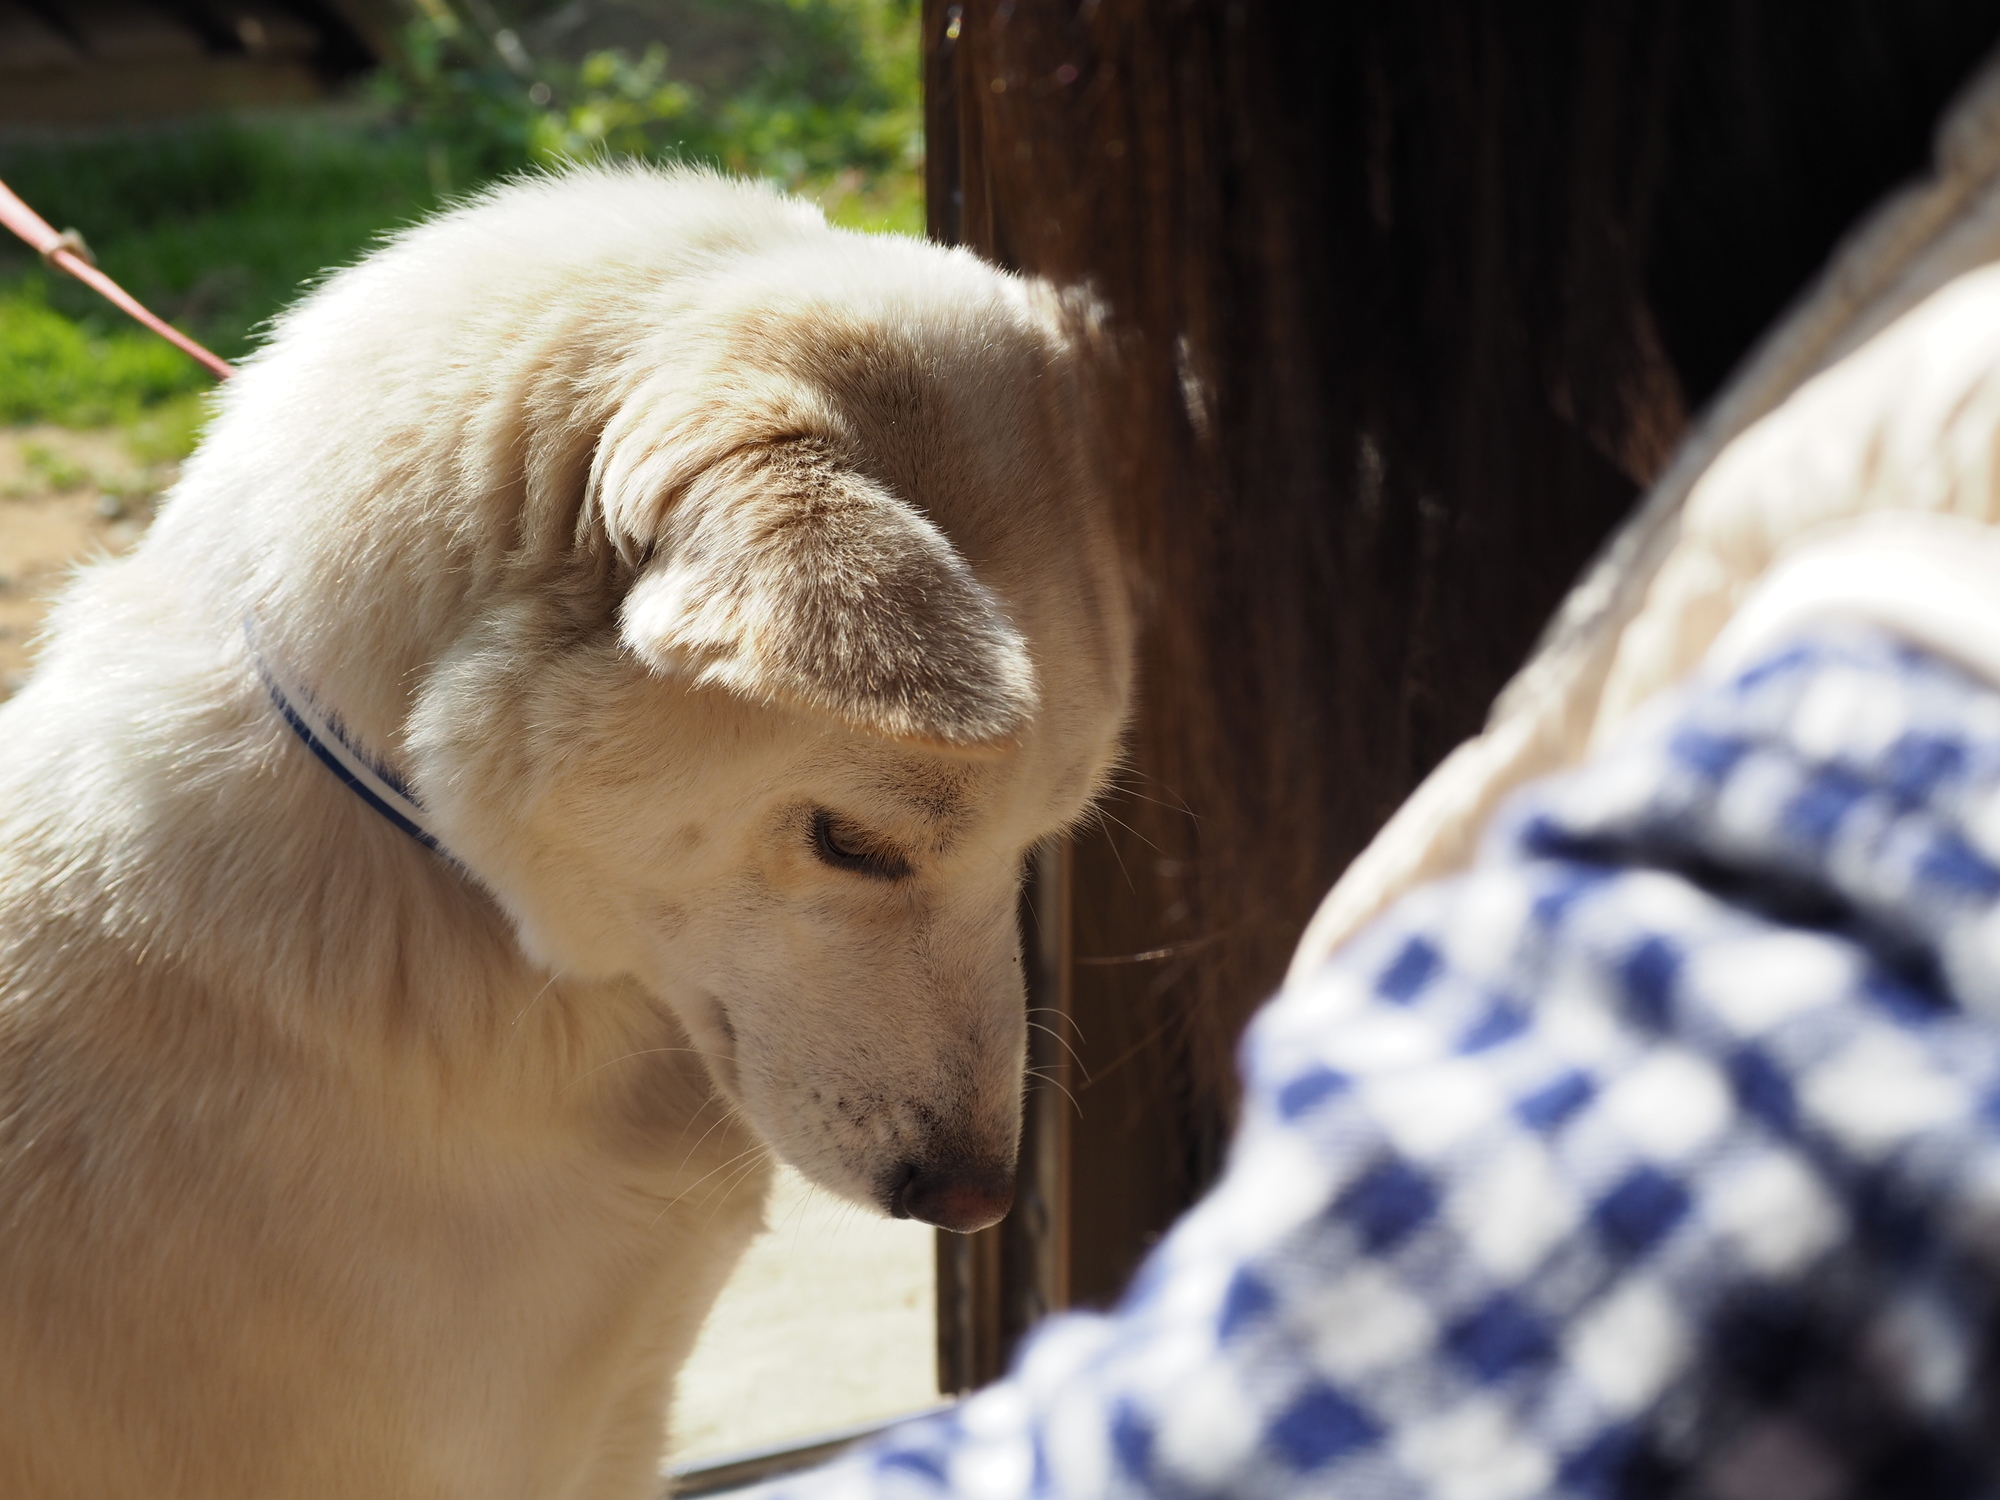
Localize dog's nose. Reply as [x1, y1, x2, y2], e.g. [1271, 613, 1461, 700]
[888, 1161, 1014, 1233]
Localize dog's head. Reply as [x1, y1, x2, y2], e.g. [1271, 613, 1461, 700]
[410, 231, 1132, 1230]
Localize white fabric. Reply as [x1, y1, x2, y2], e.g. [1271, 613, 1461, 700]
[1705, 513, 2000, 694]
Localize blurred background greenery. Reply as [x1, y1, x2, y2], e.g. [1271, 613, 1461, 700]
[0, 0, 921, 439]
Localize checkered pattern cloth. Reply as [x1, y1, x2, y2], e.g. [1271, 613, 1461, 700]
[769, 625, 2000, 1500]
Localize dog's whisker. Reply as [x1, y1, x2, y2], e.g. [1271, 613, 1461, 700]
[782, 1179, 821, 1236]
[660, 1149, 753, 1213]
[675, 1158, 763, 1222]
[691, 1151, 775, 1233]
[1025, 1065, 1083, 1116]
[1027, 1005, 1089, 1047]
[509, 971, 562, 1030]
[1025, 1017, 1090, 1078]
[1102, 766, 1201, 821]
[664, 1097, 749, 1186]
[1083, 803, 1142, 894]
[562, 1045, 706, 1090]
[1110, 786, 1201, 821]
[651, 1144, 770, 1229]
[1091, 804, 1163, 855]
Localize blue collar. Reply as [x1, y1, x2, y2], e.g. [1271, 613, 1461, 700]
[246, 618, 450, 858]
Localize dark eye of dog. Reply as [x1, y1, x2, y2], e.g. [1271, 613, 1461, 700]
[810, 809, 912, 881]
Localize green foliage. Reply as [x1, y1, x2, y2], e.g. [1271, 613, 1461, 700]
[0, 280, 210, 428]
[0, 0, 923, 433]
[527, 46, 704, 166]
[701, 0, 922, 195]
[376, 0, 922, 226]
[120, 392, 215, 466]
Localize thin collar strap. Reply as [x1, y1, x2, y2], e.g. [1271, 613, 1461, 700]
[245, 617, 450, 858]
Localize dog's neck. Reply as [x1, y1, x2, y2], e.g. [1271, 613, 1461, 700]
[0, 572, 673, 1090]
[245, 615, 453, 860]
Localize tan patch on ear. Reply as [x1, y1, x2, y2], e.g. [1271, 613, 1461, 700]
[619, 441, 1038, 750]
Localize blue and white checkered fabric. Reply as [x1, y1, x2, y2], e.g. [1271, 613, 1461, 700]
[769, 625, 2000, 1500]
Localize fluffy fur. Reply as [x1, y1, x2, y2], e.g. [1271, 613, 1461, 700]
[0, 166, 1132, 1499]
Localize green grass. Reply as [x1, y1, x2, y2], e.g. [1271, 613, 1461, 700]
[0, 0, 921, 445]
[0, 281, 211, 427]
[0, 119, 455, 446]
[0, 117, 455, 443]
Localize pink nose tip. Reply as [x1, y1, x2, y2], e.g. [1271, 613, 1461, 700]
[889, 1163, 1015, 1233]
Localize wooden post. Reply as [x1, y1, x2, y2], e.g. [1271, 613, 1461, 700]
[937, 841, 1072, 1393]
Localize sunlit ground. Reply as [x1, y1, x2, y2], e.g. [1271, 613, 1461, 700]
[0, 423, 174, 696]
[674, 1165, 937, 1464]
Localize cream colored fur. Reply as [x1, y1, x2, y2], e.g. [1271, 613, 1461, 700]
[0, 166, 1132, 1499]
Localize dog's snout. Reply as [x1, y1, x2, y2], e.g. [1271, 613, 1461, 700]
[887, 1159, 1014, 1233]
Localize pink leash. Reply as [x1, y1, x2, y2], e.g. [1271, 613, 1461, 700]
[0, 174, 233, 382]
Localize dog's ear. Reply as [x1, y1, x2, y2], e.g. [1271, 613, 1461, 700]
[612, 440, 1038, 751]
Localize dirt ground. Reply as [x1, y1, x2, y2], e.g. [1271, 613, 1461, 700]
[0, 427, 940, 1461]
[0, 424, 169, 698]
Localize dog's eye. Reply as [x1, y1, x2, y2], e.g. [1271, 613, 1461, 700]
[810, 809, 912, 881]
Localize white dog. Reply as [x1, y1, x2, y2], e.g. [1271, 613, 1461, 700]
[0, 167, 1132, 1499]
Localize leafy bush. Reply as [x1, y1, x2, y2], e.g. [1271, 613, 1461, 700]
[0, 0, 921, 431]
[378, 0, 921, 225]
